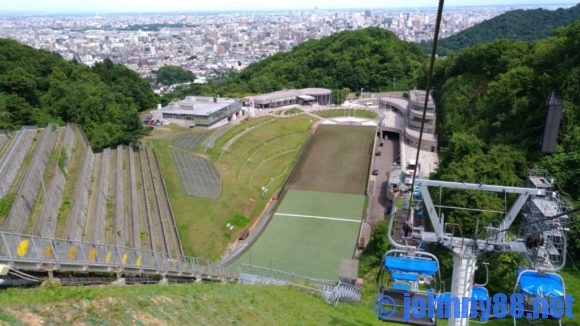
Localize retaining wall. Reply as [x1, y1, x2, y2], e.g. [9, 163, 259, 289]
[5, 127, 58, 232]
[0, 127, 37, 198]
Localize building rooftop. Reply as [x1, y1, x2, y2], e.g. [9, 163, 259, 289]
[300, 88, 332, 95]
[380, 96, 409, 111]
[246, 90, 302, 102]
[160, 96, 238, 116]
[244, 88, 332, 103]
[409, 89, 435, 109]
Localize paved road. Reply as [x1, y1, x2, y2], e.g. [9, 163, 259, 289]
[367, 134, 397, 224]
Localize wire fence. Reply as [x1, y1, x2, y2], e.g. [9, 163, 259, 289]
[237, 264, 361, 305]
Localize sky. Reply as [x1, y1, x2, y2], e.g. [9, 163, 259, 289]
[0, 0, 574, 13]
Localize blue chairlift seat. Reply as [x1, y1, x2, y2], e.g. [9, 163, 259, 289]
[517, 269, 564, 297]
[413, 186, 421, 200]
[393, 282, 411, 290]
[385, 256, 438, 276]
[472, 287, 489, 301]
[391, 271, 419, 282]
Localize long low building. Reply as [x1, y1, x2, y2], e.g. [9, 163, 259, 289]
[156, 96, 243, 128]
[243, 88, 332, 108]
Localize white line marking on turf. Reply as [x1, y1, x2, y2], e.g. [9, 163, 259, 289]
[275, 213, 361, 223]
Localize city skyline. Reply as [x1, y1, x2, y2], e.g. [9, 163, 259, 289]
[0, 0, 575, 14]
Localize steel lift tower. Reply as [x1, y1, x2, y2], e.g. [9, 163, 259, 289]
[388, 170, 570, 326]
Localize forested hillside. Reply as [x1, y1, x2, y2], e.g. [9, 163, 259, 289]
[153, 65, 196, 86]
[427, 21, 579, 293]
[422, 4, 580, 56]
[187, 27, 426, 99]
[0, 39, 158, 150]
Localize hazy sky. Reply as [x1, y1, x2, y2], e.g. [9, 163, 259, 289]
[0, 0, 574, 13]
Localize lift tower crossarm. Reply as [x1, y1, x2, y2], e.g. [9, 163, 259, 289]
[415, 179, 545, 195]
[415, 179, 545, 241]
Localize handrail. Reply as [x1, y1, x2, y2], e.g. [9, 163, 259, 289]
[0, 230, 237, 280]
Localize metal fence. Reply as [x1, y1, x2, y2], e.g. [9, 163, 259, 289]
[237, 264, 361, 305]
[0, 230, 361, 304]
[0, 230, 237, 281]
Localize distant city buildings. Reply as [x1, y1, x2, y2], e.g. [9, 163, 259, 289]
[0, 5, 570, 82]
[0, 7, 514, 80]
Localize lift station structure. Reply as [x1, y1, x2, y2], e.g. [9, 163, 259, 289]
[381, 170, 571, 326]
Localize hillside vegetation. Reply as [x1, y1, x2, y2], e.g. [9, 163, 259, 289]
[1, 269, 579, 325]
[0, 283, 381, 325]
[0, 39, 158, 150]
[422, 4, 580, 56]
[169, 27, 427, 100]
[426, 21, 579, 293]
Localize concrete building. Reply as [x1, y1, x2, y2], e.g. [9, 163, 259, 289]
[158, 96, 243, 128]
[243, 88, 332, 108]
[378, 89, 438, 152]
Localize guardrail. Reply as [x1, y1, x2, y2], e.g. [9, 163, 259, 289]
[0, 231, 237, 281]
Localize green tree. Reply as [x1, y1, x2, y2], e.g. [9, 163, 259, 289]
[154, 65, 196, 86]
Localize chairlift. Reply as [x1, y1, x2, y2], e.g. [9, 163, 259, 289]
[376, 249, 441, 325]
[413, 185, 422, 201]
[512, 269, 566, 325]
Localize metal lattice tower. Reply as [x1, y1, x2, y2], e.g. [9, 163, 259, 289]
[388, 175, 571, 326]
[523, 169, 571, 272]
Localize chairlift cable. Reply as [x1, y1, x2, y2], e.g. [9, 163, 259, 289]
[489, 206, 579, 237]
[408, 0, 445, 218]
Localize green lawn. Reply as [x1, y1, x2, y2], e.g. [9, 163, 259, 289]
[316, 109, 378, 119]
[233, 190, 366, 279]
[284, 107, 303, 115]
[144, 116, 312, 259]
[0, 267, 576, 325]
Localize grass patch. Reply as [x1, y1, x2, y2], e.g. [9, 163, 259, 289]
[144, 115, 312, 259]
[0, 283, 382, 325]
[206, 117, 274, 158]
[58, 147, 67, 172]
[283, 107, 303, 115]
[0, 192, 16, 223]
[55, 127, 84, 238]
[227, 212, 250, 228]
[286, 125, 375, 195]
[1, 268, 578, 325]
[316, 109, 378, 119]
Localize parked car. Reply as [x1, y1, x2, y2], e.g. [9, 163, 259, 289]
[375, 151, 382, 156]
